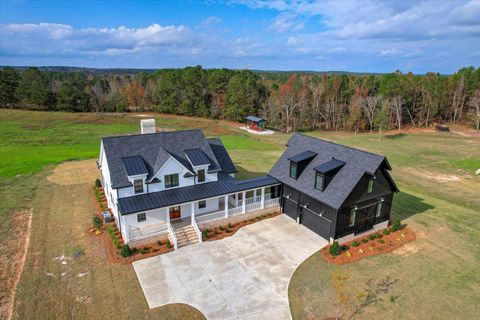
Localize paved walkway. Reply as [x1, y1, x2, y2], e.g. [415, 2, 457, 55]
[133, 214, 328, 320]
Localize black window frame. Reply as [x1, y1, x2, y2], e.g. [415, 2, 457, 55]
[165, 173, 179, 188]
[134, 179, 144, 193]
[289, 162, 298, 179]
[367, 177, 374, 193]
[137, 212, 146, 222]
[198, 200, 206, 209]
[197, 169, 206, 183]
[315, 172, 325, 191]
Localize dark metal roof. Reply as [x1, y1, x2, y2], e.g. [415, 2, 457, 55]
[288, 150, 318, 163]
[207, 138, 237, 174]
[269, 133, 396, 209]
[122, 156, 148, 176]
[314, 158, 346, 174]
[102, 130, 228, 188]
[185, 148, 211, 166]
[245, 116, 265, 123]
[118, 175, 279, 215]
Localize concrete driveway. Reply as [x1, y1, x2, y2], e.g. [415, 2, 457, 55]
[133, 214, 328, 320]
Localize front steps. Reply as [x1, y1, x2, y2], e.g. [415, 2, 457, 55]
[173, 224, 200, 248]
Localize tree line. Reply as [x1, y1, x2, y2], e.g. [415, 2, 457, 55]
[1, 65, 479, 132]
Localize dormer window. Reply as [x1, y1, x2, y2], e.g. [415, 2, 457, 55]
[315, 172, 325, 191]
[368, 177, 374, 193]
[289, 162, 298, 179]
[165, 174, 179, 188]
[197, 169, 206, 183]
[134, 179, 144, 193]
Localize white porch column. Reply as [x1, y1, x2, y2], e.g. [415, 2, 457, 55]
[166, 208, 170, 223]
[242, 191, 246, 213]
[224, 195, 229, 218]
[261, 187, 265, 209]
[191, 202, 195, 224]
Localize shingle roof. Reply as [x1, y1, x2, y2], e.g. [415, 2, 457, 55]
[288, 150, 318, 163]
[121, 155, 148, 176]
[246, 116, 264, 122]
[118, 175, 279, 215]
[207, 138, 237, 174]
[102, 130, 228, 188]
[185, 148, 211, 166]
[314, 158, 346, 174]
[269, 133, 392, 209]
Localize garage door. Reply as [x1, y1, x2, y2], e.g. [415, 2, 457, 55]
[301, 209, 331, 240]
[283, 197, 297, 220]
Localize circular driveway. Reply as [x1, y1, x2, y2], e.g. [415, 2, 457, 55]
[133, 214, 328, 320]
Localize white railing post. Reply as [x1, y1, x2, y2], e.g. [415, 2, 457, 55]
[167, 222, 177, 250]
[224, 195, 229, 218]
[261, 187, 265, 209]
[242, 191, 246, 213]
[191, 202, 195, 223]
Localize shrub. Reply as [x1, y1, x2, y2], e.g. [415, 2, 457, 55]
[219, 226, 225, 231]
[375, 233, 383, 239]
[228, 223, 233, 229]
[120, 244, 132, 257]
[329, 241, 341, 256]
[341, 245, 349, 251]
[95, 178, 102, 188]
[368, 233, 376, 240]
[139, 248, 149, 254]
[157, 240, 163, 246]
[167, 240, 172, 248]
[378, 239, 385, 244]
[361, 238, 368, 243]
[391, 219, 402, 232]
[352, 241, 360, 247]
[382, 228, 390, 235]
[202, 230, 208, 241]
[92, 215, 103, 229]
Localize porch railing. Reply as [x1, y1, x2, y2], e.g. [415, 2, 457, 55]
[167, 221, 178, 250]
[264, 197, 280, 208]
[191, 217, 203, 243]
[128, 222, 168, 242]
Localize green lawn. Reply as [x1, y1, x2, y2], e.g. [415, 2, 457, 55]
[1, 109, 479, 320]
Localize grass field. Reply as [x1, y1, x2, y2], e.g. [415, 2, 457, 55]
[0, 109, 479, 319]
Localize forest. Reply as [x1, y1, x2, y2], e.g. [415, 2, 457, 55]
[1, 65, 479, 132]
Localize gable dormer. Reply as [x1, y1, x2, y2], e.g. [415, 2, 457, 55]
[288, 150, 317, 179]
[313, 158, 345, 191]
[122, 155, 148, 194]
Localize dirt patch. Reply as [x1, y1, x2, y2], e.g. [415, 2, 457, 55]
[407, 168, 461, 182]
[321, 228, 416, 265]
[47, 160, 98, 185]
[0, 210, 32, 320]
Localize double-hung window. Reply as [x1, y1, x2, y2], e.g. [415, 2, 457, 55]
[165, 174, 179, 188]
[197, 169, 206, 183]
[367, 178, 374, 193]
[198, 200, 206, 209]
[134, 179, 144, 193]
[315, 172, 325, 191]
[289, 162, 298, 179]
[137, 212, 146, 222]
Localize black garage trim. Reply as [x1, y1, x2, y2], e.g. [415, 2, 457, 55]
[282, 196, 332, 223]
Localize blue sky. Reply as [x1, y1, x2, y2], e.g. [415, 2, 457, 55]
[1, 0, 479, 73]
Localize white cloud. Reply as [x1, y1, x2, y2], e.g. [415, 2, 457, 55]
[0, 23, 193, 57]
[267, 12, 304, 33]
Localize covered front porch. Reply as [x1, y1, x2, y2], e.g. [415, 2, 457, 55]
[124, 184, 281, 246]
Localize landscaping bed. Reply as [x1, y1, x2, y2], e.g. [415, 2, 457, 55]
[321, 222, 416, 265]
[201, 211, 280, 241]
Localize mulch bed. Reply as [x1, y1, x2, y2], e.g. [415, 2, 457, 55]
[321, 228, 416, 265]
[203, 211, 280, 241]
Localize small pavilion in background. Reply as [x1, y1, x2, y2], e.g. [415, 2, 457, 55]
[245, 116, 266, 132]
